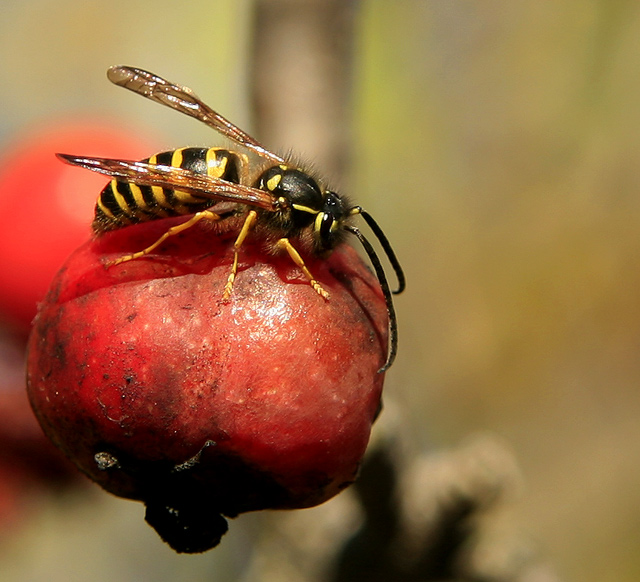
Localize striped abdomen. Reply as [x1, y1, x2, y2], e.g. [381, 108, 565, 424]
[93, 147, 245, 234]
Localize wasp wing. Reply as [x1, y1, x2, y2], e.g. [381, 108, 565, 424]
[57, 154, 277, 211]
[107, 66, 285, 166]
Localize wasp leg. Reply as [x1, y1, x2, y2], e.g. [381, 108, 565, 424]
[223, 210, 258, 300]
[276, 238, 329, 300]
[109, 210, 221, 267]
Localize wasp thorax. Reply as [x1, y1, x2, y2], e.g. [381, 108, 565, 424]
[258, 166, 325, 224]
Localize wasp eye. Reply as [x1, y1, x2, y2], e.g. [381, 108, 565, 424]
[319, 212, 335, 243]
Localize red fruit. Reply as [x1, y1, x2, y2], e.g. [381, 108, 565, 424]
[26, 218, 388, 552]
[0, 122, 155, 333]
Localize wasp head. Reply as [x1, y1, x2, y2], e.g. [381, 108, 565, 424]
[257, 165, 350, 252]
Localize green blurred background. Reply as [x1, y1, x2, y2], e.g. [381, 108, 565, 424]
[1, 1, 640, 581]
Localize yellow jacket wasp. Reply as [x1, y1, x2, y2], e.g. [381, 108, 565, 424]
[58, 66, 405, 371]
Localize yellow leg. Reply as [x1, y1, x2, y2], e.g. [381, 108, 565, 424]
[109, 210, 221, 267]
[276, 238, 329, 300]
[223, 210, 258, 300]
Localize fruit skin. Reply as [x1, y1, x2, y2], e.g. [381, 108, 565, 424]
[26, 217, 388, 552]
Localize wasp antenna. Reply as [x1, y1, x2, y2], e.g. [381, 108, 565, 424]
[353, 209, 405, 295]
[344, 225, 398, 373]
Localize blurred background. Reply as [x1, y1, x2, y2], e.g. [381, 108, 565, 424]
[0, 1, 639, 581]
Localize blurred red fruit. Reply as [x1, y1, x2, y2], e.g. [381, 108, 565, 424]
[27, 218, 389, 552]
[0, 121, 156, 333]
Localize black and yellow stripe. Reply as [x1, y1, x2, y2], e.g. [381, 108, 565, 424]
[92, 147, 246, 233]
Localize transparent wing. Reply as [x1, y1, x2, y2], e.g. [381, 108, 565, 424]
[107, 65, 285, 165]
[57, 154, 277, 211]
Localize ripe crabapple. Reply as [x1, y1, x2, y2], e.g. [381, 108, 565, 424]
[27, 217, 389, 552]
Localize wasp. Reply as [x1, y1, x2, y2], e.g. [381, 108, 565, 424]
[58, 66, 405, 371]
